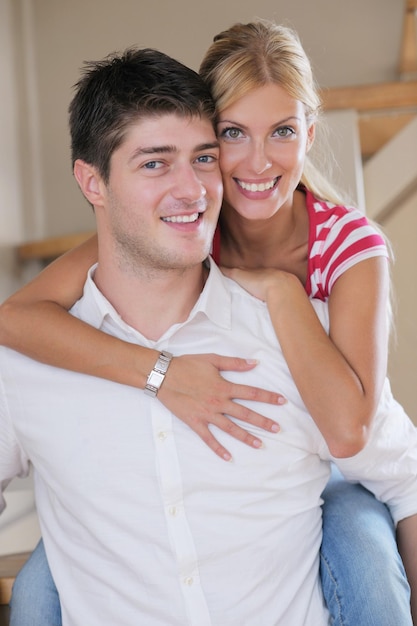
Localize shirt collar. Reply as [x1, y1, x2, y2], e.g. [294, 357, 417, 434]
[187, 257, 231, 329]
[72, 257, 232, 339]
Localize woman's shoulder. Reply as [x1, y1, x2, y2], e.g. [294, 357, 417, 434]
[304, 188, 387, 299]
[305, 188, 367, 228]
[305, 188, 385, 246]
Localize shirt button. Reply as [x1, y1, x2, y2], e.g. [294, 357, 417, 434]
[168, 506, 178, 517]
[157, 431, 167, 441]
[184, 577, 194, 586]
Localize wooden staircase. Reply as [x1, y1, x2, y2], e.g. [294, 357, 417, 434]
[0, 553, 31, 626]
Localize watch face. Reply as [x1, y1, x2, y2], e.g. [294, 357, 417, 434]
[148, 370, 165, 388]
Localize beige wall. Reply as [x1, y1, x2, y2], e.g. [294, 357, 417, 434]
[4, 0, 417, 417]
[4, 0, 417, 414]
[0, 0, 415, 555]
[11, 0, 404, 241]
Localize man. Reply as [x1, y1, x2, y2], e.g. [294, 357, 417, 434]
[1, 48, 416, 625]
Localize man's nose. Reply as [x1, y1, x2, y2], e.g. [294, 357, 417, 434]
[171, 165, 206, 202]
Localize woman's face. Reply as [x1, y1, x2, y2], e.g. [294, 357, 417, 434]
[217, 83, 315, 220]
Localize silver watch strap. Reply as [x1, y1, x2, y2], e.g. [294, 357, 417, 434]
[144, 350, 173, 397]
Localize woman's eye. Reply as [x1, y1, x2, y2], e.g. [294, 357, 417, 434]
[274, 126, 295, 138]
[221, 127, 243, 140]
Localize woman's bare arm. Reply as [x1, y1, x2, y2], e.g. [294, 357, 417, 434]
[0, 235, 284, 461]
[224, 259, 417, 611]
[222, 256, 390, 458]
[0, 236, 159, 385]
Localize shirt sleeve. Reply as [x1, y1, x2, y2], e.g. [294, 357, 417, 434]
[319, 380, 417, 526]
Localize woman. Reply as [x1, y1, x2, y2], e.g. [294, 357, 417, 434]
[3, 20, 414, 625]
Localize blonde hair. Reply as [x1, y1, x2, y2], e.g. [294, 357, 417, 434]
[199, 19, 346, 205]
[200, 19, 395, 325]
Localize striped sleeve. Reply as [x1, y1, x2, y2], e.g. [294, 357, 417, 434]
[307, 193, 388, 300]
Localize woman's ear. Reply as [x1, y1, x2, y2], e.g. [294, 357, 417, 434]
[306, 123, 316, 153]
[73, 160, 105, 207]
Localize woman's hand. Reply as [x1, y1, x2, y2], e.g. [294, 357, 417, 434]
[158, 353, 285, 461]
[224, 259, 390, 458]
[221, 266, 296, 303]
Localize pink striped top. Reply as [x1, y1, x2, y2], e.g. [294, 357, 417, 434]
[212, 188, 388, 301]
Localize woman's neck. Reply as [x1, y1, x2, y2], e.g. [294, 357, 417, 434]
[219, 190, 309, 272]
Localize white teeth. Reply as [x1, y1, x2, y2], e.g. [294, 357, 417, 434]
[237, 178, 277, 192]
[162, 213, 199, 223]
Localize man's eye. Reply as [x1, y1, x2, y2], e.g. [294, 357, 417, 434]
[196, 155, 216, 164]
[143, 161, 162, 169]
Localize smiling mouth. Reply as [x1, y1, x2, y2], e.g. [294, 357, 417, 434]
[236, 177, 279, 192]
[162, 212, 200, 223]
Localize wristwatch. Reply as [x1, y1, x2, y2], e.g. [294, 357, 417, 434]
[144, 350, 173, 397]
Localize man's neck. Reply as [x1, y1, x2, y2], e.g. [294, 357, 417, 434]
[94, 261, 208, 341]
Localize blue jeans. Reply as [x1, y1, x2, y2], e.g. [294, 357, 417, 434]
[320, 466, 412, 625]
[10, 471, 412, 625]
[9, 538, 61, 626]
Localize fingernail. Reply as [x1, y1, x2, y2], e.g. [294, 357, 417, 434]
[271, 423, 280, 432]
[246, 359, 259, 365]
[253, 439, 263, 448]
[277, 397, 287, 405]
[223, 452, 232, 461]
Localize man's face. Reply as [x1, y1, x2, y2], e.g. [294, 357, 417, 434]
[96, 113, 222, 276]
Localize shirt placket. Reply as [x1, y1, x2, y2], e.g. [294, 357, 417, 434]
[151, 402, 212, 626]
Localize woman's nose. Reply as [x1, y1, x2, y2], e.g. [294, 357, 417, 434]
[250, 142, 272, 175]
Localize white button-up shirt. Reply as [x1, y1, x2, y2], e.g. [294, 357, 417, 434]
[1, 258, 416, 626]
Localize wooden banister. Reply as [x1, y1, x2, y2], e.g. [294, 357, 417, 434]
[17, 231, 95, 263]
[0, 552, 31, 605]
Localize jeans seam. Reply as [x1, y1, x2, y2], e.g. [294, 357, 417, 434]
[320, 551, 345, 626]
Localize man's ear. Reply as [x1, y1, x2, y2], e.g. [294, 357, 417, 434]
[73, 159, 105, 207]
[306, 123, 315, 153]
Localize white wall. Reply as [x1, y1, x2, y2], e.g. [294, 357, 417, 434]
[0, 0, 25, 303]
[319, 109, 366, 210]
[0, 0, 23, 245]
[382, 189, 417, 422]
[363, 117, 417, 422]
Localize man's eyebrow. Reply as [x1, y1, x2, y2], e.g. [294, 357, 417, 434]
[129, 141, 219, 163]
[195, 141, 220, 151]
[129, 145, 177, 163]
